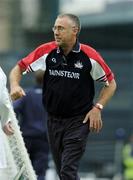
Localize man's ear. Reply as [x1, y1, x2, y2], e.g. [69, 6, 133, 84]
[73, 27, 79, 35]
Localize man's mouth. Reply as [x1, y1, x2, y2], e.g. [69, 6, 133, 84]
[55, 39, 61, 43]
[55, 37, 61, 41]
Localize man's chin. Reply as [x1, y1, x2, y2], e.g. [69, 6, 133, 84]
[55, 41, 62, 46]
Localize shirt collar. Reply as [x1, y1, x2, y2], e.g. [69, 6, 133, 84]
[72, 40, 80, 53]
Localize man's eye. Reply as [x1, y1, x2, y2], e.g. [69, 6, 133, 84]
[60, 27, 64, 31]
[52, 26, 65, 32]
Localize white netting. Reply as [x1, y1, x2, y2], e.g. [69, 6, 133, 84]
[3, 89, 37, 180]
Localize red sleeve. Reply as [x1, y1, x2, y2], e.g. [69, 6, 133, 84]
[18, 41, 57, 71]
[81, 44, 114, 82]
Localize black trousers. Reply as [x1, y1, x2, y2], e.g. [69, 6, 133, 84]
[47, 114, 90, 180]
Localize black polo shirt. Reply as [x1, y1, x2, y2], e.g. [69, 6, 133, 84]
[19, 41, 114, 118]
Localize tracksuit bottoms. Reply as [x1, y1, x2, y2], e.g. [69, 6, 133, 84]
[47, 114, 90, 180]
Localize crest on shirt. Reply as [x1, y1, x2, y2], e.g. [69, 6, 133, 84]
[52, 58, 56, 63]
[74, 61, 83, 69]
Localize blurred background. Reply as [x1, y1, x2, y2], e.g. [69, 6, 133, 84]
[0, 0, 133, 179]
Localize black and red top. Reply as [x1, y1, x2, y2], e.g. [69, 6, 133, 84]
[18, 41, 114, 118]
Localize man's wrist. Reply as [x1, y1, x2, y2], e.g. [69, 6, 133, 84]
[94, 103, 103, 111]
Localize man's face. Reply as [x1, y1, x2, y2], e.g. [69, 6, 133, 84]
[53, 17, 78, 48]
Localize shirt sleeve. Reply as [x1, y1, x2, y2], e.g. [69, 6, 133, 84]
[18, 47, 48, 73]
[81, 44, 114, 86]
[88, 50, 114, 86]
[0, 67, 7, 101]
[90, 57, 114, 86]
[18, 42, 57, 74]
[0, 68, 11, 126]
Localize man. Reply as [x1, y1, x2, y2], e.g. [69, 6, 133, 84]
[13, 70, 49, 180]
[9, 14, 116, 180]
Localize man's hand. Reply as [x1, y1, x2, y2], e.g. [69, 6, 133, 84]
[83, 107, 103, 133]
[3, 121, 14, 136]
[10, 85, 26, 100]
